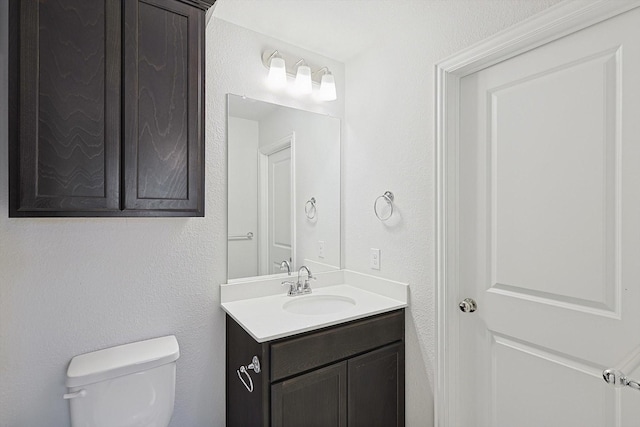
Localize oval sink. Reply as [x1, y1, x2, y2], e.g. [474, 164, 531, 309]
[283, 295, 356, 315]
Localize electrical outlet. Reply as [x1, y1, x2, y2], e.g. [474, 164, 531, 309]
[318, 240, 325, 258]
[370, 248, 380, 270]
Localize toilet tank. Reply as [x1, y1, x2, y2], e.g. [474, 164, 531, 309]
[65, 336, 180, 427]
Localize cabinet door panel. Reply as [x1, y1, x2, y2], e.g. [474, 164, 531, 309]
[271, 309, 404, 381]
[272, 362, 347, 427]
[12, 0, 120, 214]
[348, 343, 405, 427]
[123, 0, 204, 215]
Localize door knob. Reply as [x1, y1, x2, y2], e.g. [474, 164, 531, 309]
[603, 369, 640, 391]
[459, 298, 477, 313]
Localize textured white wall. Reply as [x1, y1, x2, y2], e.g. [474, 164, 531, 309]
[342, 1, 562, 425]
[0, 11, 344, 427]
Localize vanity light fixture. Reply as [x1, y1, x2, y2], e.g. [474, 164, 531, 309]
[266, 50, 287, 89]
[261, 49, 337, 101]
[294, 60, 313, 95]
[317, 67, 337, 101]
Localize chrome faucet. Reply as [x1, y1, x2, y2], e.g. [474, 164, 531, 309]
[279, 260, 291, 276]
[281, 265, 315, 296]
[296, 266, 314, 294]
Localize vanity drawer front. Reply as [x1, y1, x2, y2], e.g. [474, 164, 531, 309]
[270, 309, 404, 382]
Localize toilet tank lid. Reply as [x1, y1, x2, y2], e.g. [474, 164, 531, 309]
[66, 335, 179, 388]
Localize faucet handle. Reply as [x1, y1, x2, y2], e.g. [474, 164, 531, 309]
[302, 276, 315, 293]
[281, 280, 296, 296]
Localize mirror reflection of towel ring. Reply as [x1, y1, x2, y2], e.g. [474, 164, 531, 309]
[374, 191, 394, 221]
[305, 197, 317, 219]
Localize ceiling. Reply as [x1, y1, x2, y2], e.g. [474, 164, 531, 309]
[211, 0, 396, 62]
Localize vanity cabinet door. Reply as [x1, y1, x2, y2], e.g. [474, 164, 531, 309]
[271, 362, 347, 427]
[348, 343, 405, 427]
[10, 0, 121, 215]
[123, 0, 204, 215]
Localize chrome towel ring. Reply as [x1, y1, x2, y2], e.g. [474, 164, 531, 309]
[374, 191, 394, 221]
[237, 355, 261, 393]
[305, 197, 317, 219]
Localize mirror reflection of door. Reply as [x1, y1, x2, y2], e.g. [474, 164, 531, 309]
[258, 133, 295, 275]
[266, 146, 292, 274]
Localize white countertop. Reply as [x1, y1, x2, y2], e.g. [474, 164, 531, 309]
[220, 270, 408, 343]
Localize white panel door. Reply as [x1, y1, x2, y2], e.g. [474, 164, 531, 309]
[458, 7, 640, 427]
[268, 147, 292, 274]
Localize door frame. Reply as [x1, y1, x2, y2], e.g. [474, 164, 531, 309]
[434, 1, 640, 426]
[258, 132, 296, 275]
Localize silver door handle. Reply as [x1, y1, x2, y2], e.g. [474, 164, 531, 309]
[603, 369, 640, 391]
[459, 298, 477, 313]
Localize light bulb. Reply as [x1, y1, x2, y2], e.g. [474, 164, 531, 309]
[319, 72, 337, 101]
[267, 57, 286, 89]
[294, 64, 312, 95]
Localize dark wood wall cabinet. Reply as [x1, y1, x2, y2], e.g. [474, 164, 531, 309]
[226, 310, 406, 427]
[8, 0, 214, 217]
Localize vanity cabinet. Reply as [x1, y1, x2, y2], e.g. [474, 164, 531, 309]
[226, 309, 405, 427]
[8, 0, 211, 217]
[272, 361, 348, 427]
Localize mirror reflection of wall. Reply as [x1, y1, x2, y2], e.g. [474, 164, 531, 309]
[227, 95, 341, 281]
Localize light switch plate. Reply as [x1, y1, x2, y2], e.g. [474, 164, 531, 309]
[370, 248, 380, 270]
[318, 240, 325, 258]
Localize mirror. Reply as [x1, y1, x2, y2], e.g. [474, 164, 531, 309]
[227, 94, 341, 281]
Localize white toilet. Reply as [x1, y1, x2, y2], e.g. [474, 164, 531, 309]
[64, 335, 180, 427]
